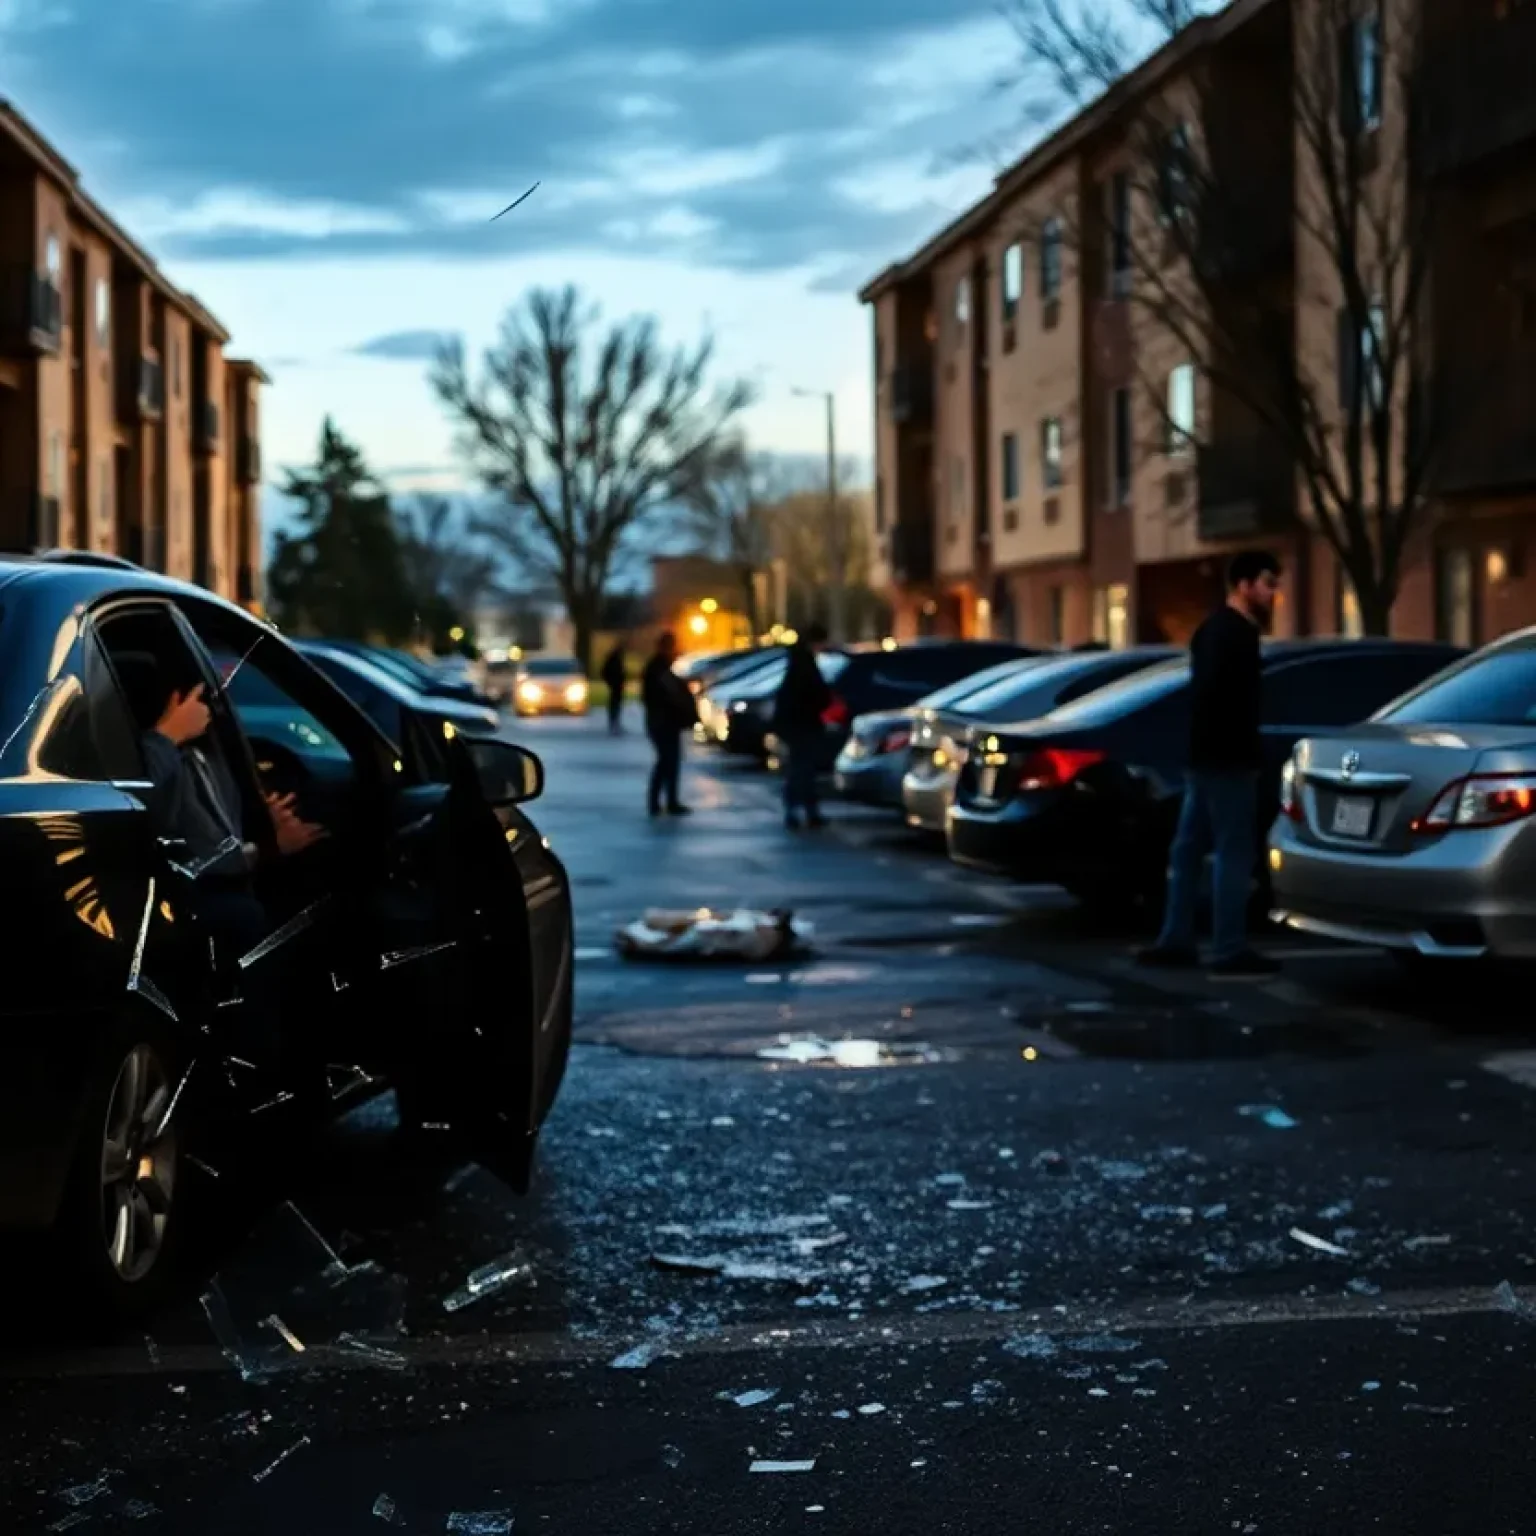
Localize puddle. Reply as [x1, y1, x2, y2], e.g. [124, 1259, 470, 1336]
[757, 1036, 944, 1067]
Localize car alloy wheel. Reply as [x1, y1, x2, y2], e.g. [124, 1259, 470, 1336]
[98, 1043, 179, 1284]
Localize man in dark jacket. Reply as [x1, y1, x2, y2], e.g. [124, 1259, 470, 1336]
[1138, 549, 1281, 979]
[771, 623, 832, 830]
[641, 630, 696, 816]
[600, 640, 627, 734]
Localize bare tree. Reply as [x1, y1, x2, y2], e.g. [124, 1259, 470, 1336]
[395, 494, 503, 648]
[431, 285, 753, 669]
[1001, 0, 1453, 634]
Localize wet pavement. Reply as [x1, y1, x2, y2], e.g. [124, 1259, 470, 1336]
[6, 715, 1536, 1533]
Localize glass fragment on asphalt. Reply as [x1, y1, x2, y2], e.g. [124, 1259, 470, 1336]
[442, 1249, 536, 1313]
[947, 1199, 992, 1211]
[857, 1403, 885, 1415]
[726, 1388, 779, 1408]
[372, 1492, 405, 1525]
[1289, 1227, 1350, 1257]
[609, 1339, 669, 1370]
[1347, 1277, 1382, 1296]
[337, 1333, 408, 1370]
[47, 1514, 90, 1532]
[251, 1436, 310, 1483]
[1494, 1279, 1536, 1321]
[1004, 1333, 1058, 1360]
[262, 1314, 305, 1353]
[662, 1444, 684, 1468]
[651, 1254, 727, 1276]
[1238, 1104, 1298, 1129]
[57, 1473, 117, 1507]
[901, 1275, 948, 1293]
[750, 1460, 816, 1473]
[444, 1513, 514, 1534]
[238, 900, 326, 969]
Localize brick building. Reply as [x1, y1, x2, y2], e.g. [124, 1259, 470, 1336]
[861, 0, 1536, 648]
[0, 101, 265, 606]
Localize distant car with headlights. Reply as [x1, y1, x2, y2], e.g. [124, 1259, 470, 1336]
[513, 656, 589, 716]
[1269, 628, 1536, 961]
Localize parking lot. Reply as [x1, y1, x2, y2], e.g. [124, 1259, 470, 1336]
[5, 714, 1536, 1535]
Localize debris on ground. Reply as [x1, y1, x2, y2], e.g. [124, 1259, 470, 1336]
[441, 1249, 536, 1313]
[1290, 1227, 1351, 1257]
[445, 1514, 514, 1534]
[1494, 1279, 1536, 1322]
[251, 1436, 310, 1483]
[724, 1388, 779, 1408]
[750, 1459, 816, 1473]
[616, 907, 812, 962]
[610, 1339, 671, 1370]
[1238, 1104, 1299, 1129]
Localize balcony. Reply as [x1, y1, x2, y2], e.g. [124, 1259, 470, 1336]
[121, 354, 164, 420]
[1429, 356, 1536, 495]
[1, 270, 62, 356]
[236, 436, 262, 485]
[196, 398, 221, 453]
[889, 515, 935, 586]
[1196, 435, 1294, 540]
[887, 366, 934, 427]
[1418, 6, 1536, 177]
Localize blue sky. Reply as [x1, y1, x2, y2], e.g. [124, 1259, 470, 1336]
[2, 0, 1021, 501]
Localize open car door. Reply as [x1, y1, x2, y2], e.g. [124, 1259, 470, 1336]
[360, 713, 571, 1191]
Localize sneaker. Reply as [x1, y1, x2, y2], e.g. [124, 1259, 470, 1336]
[1207, 949, 1280, 979]
[1134, 944, 1199, 969]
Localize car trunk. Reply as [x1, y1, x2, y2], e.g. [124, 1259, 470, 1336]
[1292, 723, 1536, 854]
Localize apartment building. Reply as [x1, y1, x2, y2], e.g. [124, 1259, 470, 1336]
[862, 0, 1536, 646]
[0, 101, 265, 606]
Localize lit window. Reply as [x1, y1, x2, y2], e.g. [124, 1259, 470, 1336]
[1002, 243, 1023, 318]
[1040, 417, 1063, 489]
[1167, 364, 1196, 454]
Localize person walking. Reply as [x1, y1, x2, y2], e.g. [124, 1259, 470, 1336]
[772, 622, 832, 831]
[641, 629, 695, 816]
[1137, 550, 1281, 979]
[601, 639, 627, 734]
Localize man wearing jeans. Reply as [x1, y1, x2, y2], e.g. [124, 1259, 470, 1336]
[772, 623, 832, 830]
[1138, 550, 1281, 979]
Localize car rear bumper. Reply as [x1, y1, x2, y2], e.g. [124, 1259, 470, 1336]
[902, 772, 955, 833]
[833, 753, 905, 807]
[947, 794, 1078, 877]
[1268, 818, 1536, 958]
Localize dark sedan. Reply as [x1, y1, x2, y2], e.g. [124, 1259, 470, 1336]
[0, 555, 573, 1317]
[320, 638, 498, 709]
[903, 646, 1178, 833]
[296, 641, 503, 742]
[947, 638, 1464, 910]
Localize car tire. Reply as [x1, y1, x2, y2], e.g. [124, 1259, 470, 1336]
[54, 1013, 190, 1323]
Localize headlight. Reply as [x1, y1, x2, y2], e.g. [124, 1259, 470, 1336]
[565, 681, 587, 703]
[731, 700, 748, 714]
[518, 680, 542, 703]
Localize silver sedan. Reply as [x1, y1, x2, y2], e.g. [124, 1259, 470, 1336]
[1269, 629, 1536, 959]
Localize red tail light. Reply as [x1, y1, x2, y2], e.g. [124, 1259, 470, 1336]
[1012, 748, 1104, 792]
[876, 727, 912, 756]
[1279, 757, 1303, 820]
[821, 694, 849, 726]
[1413, 773, 1536, 832]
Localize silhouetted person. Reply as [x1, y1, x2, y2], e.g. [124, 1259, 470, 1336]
[641, 630, 696, 816]
[601, 641, 627, 734]
[772, 622, 831, 830]
[1137, 549, 1281, 979]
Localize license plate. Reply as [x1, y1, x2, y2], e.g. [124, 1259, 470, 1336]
[1331, 795, 1373, 838]
[977, 766, 998, 799]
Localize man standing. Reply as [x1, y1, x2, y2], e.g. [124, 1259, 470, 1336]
[641, 630, 696, 816]
[1138, 550, 1281, 979]
[772, 622, 832, 831]
[600, 639, 627, 734]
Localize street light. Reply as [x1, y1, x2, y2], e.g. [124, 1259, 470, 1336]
[700, 597, 718, 614]
[792, 386, 845, 644]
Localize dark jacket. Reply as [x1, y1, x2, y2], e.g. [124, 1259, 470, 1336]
[600, 647, 626, 690]
[771, 643, 832, 736]
[1187, 604, 1262, 772]
[141, 731, 254, 880]
[641, 654, 696, 734]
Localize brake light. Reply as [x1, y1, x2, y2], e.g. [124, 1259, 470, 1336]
[1279, 756, 1303, 821]
[1413, 773, 1536, 832]
[876, 727, 912, 756]
[1013, 747, 1104, 792]
[822, 694, 849, 727]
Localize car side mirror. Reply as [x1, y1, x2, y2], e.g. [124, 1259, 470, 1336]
[467, 737, 544, 805]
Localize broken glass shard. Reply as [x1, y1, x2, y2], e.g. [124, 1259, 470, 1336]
[750, 1460, 816, 1474]
[609, 1339, 669, 1370]
[251, 1436, 310, 1483]
[444, 1513, 514, 1535]
[441, 1249, 536, 1313]
[1289, 1227, 1350, 1257]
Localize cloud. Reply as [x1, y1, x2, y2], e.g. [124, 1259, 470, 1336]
[350, 329, 458, 360]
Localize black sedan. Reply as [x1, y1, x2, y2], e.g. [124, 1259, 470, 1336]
[320, 638, 498, 709]
[0, 554, 573, 1316]
[947, 638, 1464, 909]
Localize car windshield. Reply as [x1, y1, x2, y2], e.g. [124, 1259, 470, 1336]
[1374, 641, 1536, 725]
[522, 657, 580, 676]
[1039, 655, 1190, 726]
[915, 658, 1039, 711]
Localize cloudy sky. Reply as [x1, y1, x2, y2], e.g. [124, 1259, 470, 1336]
[2, 0, 1024, 497]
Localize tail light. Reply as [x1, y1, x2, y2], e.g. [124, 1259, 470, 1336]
[1010, 747, 1104, 793]
[1279, 756, 1302, 821]
[876, 726, 912, 756]
[821, 694, 849, 727]
[1413, 773, 1536, 832]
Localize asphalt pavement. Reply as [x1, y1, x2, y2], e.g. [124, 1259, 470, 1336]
[6, 709, 1536, 1534]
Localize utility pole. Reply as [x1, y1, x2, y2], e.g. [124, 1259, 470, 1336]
[794, 387, 845, 642]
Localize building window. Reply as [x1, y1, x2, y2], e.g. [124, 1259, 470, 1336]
[1436, 547, 1476, 648]
[1001, 433, 1020, 503]
[1338, 299, 1387, 411]
[44, 233, 60, 278]
[1111, 387, 1132, 505]
[1341, 12, 1383, 135]
[1047, 585, 1065, 645]
[1336, 565, 1364, 637]
[1002, 243, 1023, 319]
[1107, 172, 1131, 295]
[94, 279, 110, 347]
[1092, 583, 1131, 649]
[172, 337, 182, 397]
[1040, 417, 1063, 489]
[1155, 122, 1192, 227]
[47, 432, 62, 495]
[1166, 363, 1196, 454]
[955, 276, 971, 327]
[1040, 219, 1062, 301]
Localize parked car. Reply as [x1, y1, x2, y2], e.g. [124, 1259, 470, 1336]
[834, 655, 1053, 809]
[690, 648, 788, 734]
[700, 648, 850, 757]
[947, 638, 1465, 909]
[297, 642, 503, 742]
[1269, 627, 1536, 960]
[320, 639, 497, 709]
[902, 646, 1178, 833]
[0, 554, 572, 1316]
[512, 655, 589, 717]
